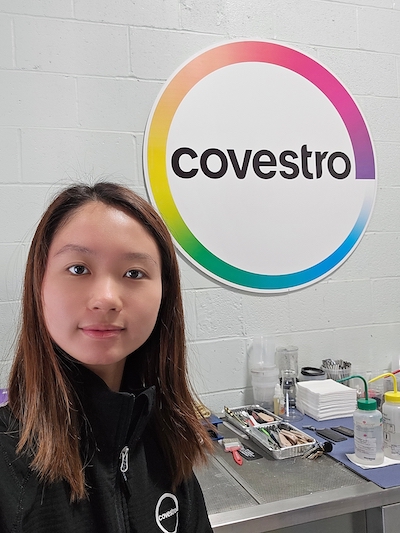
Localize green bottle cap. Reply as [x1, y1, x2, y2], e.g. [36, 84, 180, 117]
[357, 397, 377, 411]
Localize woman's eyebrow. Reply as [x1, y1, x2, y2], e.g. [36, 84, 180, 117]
[54, 244, 158, 265]
[123, 252, 158, 265]
[54, 244, 92, 256]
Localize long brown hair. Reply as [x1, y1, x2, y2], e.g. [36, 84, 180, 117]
[8, 182, 212, 501]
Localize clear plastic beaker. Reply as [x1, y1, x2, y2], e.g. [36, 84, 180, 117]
[248, 335, 276, 371]
[277, 345, 299, 378]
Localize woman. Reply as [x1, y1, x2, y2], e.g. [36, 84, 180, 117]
[0, 182, 213, 532]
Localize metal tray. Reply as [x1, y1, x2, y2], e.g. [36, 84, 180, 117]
[247, 421, 316, 460]
[223, 404, 281, 432]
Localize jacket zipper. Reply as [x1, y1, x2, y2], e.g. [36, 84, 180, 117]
[115, 445, 131, 533]
[119, 445, 131, 496]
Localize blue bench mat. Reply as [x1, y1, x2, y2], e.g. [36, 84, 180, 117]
[292, 413, 400, 489]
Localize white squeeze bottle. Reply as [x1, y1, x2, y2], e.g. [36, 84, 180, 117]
[370, 373, 400, 460]
[346, 375, 384, 465]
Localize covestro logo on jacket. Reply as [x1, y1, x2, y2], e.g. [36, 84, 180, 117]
[144, 40, 376, 293]
[155, 493, 179, 533]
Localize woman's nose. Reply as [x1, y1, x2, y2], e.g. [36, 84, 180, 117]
[88, 278, 122, 312]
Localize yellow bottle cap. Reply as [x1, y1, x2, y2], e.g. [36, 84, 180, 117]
[370, 372, 400, 403]
[385, 390, 400, 403]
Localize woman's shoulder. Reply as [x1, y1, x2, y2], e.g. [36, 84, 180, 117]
[0, 404, 18, 434]
[0, 405, 29, 474]
[0, 405, 23, 466]
[0, 406, 45, 533]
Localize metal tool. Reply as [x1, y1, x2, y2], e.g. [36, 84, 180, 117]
[302, 441, 333, 459]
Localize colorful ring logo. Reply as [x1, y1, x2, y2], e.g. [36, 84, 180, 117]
[144, 40, 376, 292]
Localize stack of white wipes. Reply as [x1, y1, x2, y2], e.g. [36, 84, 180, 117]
[296, 379, 357, 421]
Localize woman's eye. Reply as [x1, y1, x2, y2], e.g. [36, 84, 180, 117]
[68, 265, 88, 275]
[125, 269, 144, 279]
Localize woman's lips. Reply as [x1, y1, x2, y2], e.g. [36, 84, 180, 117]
[80, 326, 124, 339]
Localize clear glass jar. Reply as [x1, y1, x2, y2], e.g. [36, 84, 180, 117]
[281, 369, 303, 421]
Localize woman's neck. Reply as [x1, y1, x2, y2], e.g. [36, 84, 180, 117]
[81, 359, 126, 391]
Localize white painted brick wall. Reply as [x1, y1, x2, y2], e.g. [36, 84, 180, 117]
[77, 77, 161, 131]
[317, 49, 398, 97]
[180, 0, 228, 34]
[0, 185, 54, 243]
[14, 18, 130, 77]
[74, 0, 180, 28]
[0, 1, 73, 18]
[0, 15, 13, 69]
[0, 128, 20, 182]
[0, 1, 399, 416]
[129, 28, 224, 80]
[21, 129, 140, 186]
[274, 1, 358, 48]
[358, 7, 400, 53]
[0, 72, 77, 127]
[375, 142, 400, 188]
[224, 1, 276, 39]
[361, 97, 400, 143]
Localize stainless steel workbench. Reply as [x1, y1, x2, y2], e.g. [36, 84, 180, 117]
[196, 425, 400, 533]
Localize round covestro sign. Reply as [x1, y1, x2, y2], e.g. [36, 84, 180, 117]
[143, 40, 376, 293]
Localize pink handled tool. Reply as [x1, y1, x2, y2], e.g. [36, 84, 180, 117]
[222, 438, 243, 465]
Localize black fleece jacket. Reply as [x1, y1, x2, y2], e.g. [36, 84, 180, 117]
[0, 366, 213, 533]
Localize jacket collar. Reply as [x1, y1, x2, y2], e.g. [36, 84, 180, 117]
[68, 363, 156, 453]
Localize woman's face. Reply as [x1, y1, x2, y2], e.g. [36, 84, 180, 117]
[41, 201, 163, 390]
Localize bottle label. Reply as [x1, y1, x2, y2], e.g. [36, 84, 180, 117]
[354, 421, 382, 461]
[355, 435, 377, 460]
[384, 421, 395, 434]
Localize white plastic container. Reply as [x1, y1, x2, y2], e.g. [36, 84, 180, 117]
[383, 396, 400, 459]
[340, 375, 384, 465]
[370, 372, 400, 460]
[251, 367, 279, 408]
[353, 396, 384, 465]
[248, 336, 279, 409]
